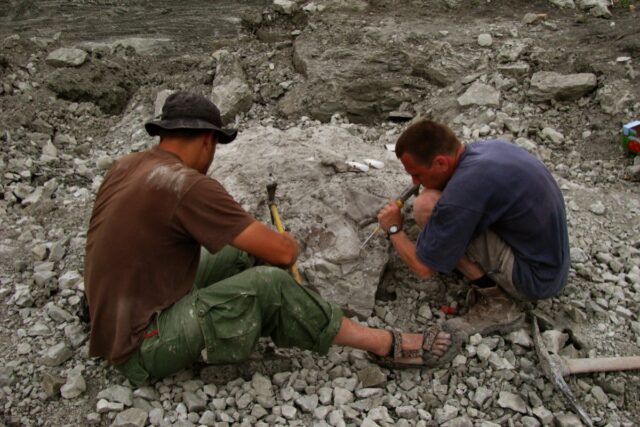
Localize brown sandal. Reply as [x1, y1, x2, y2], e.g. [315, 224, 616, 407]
[368, 325, 463, 369]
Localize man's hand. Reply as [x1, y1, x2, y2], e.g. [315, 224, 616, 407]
[232, 221, 298, 267]
[377, 202, 403, 234]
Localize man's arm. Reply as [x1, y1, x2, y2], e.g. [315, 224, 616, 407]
[378, 200, 436, 279]
[389, 231, 435, 278]
[231, 221, 298, 267]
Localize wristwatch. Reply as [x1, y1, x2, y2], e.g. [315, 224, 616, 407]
[387, 224, 401, 237]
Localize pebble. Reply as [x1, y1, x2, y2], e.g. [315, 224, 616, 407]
[497, 391, 528, 413]
[478, 33, 493, 47]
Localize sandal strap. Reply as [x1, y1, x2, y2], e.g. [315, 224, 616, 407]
[422, 327, 439, 354]
[391, 330, 403, 360]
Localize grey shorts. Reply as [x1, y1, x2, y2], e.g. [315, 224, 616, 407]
[466, 230, 530, 301]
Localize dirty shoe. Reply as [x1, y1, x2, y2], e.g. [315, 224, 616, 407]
[444, 285, 525, 338]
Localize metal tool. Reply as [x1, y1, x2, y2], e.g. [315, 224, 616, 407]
[532, 315, 640, 427]
[266, 182, 303, 285]
[360, 184, 420, 249]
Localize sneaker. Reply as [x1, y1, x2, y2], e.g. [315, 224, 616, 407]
[444, 285, 525, 339]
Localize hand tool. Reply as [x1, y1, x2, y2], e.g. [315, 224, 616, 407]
[266, 182, 303, 285]
[360, 183, 420, 249]
[532, 315, 640, 427]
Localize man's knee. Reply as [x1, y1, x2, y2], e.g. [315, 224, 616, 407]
[413, 189, 441, 228]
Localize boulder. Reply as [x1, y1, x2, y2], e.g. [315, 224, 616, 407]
[213, 125, 408, 318]
[78, 37, 172, 56]
[211, 50, 253, 124]
[457, 82, 501, 107]
[46, 59, 139, 114]
[46, 48, 87, 68]
[281, 21, 478, 123]
[528, 71, 597, 102]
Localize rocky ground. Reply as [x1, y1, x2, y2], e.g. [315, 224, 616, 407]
[1, 0, 639, 426]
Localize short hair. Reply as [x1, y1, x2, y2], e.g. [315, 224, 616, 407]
[395, 119, 460, 165]
[156, 128, 214, 141]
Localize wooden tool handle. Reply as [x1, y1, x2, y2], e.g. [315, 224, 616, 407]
[565, 356, 640, 375]
[269, 204, 303, 285]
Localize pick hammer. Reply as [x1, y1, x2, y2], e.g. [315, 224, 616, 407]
[360, 183, 421, 249]
[266, 182, 303, 285]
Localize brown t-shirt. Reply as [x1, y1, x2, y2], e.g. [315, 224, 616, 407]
[84, 146, 254, 364]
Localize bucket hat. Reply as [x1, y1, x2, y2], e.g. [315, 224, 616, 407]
[145, 91, 237, 144]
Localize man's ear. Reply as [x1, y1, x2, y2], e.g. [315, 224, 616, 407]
[432, 155, 448, 171]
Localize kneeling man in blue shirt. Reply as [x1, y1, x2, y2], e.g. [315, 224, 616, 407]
[377, 119, 570, 337]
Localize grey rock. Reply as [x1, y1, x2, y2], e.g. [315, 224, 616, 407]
[282, 25, 478, 122]
[111, 407, 148, 427]
[149, 407, 164, 425]
[442, 417, 473, 427]
[133, 386, 158, 401]
[477, 34, 493, 47]
[98, 385, 134, 406]
[46, 58, 139, 115]
[589, 201, 606, 216]
[0, 366, 15, 387]
[541, 330, 569, 354]
[214, 125, 404, 317]
[457, 82, 500, 107]
[38, 342, 73, 367]
[533, 406, 554, 424]
[473, 386, 492, 407]
[555, 413, 582, 427]
[528, 72, 597, 102]
[183, 391, 206, 412]
[46, 48, 88, 67]
[591, 385, 609, 405]
[97, 399, 124, 413]
[45, 302, 73, 323]
[13, 284, 34, 307]
[498, 62, 531, 79]
[498, 41, 529, 62]
[237, 392, 252, 409]
[396, 405, 418, 418]
[357, 366, 387, 388]
[282, 404, 298, 419]
[58, 271, 82, 289]
[41, 371, 65, 398]
[79, 37, 172, 56]
[273, 0, 298, 14]
[521, 416, 541, 427]
[252, 372, 274, 397]
[435, 404, 459, 424]
[596, 80, 635, 116]
[506, 329, 533, 348]
[541, 127, 565, 145]
[64, 324, 88, 348]
[576, 0, 611, 17]
[295, 394, 319, 413]
[153, 89, 174, 117]
[333, 387, 354, 405]
[318, 386, 333, 405]
[211, 50, 253, 124]
[61, 366, 86, 399]
[497, 391, 528, 414]
[366, 406, 393, 423]
[199, 410, 215, 425]
[548, 0, 575, 7]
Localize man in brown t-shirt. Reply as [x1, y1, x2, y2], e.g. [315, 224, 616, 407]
[84, 91, 460, 385]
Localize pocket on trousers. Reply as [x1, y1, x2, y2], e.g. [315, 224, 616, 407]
[194, 290, 260, 364]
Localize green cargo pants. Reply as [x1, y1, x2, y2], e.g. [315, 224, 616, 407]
[116, 246, 343, 386]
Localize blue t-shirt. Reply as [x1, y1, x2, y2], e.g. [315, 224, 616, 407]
[416, 140, 570, 299]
